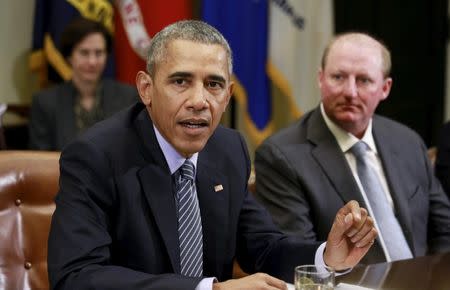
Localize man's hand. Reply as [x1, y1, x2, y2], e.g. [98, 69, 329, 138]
[324, 200, 377, 270]
[213, 273, 287, 290]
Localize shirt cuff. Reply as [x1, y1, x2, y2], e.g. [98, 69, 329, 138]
[196, 277, 217, 290]
[315, 242, 352, 276]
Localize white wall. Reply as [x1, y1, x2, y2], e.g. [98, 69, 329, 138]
[0, 0, 37, 106]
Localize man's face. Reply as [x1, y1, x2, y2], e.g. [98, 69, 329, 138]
[68, 32, 107, 84]
[318, 38, 392, 137]
[137, 39, 233, 157]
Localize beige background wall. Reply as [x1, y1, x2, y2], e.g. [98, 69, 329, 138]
[0, 0, 37, 106]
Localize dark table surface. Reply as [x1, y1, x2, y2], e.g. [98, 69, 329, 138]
[337, 252, 450, 290]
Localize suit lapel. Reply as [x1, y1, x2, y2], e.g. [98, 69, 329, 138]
[196, 151, 229, 277]
[307, 109, 367, 206]
[373, 119, 414, 250]
[134, 110, 181, 273]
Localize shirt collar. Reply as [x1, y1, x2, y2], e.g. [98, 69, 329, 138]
[320, 103, 378, 154]
[153, 125, 198, 175]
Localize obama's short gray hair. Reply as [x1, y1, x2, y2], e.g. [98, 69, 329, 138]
[146, 20, 233, 77]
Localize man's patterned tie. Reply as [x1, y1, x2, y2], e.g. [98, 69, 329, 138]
[176, 159, 203, 277]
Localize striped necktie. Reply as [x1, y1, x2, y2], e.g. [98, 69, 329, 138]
[175, 159, 203, 277]
[350, 141, 413, 261]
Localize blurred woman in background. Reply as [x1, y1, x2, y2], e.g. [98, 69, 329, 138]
[29, 17, 138, 150]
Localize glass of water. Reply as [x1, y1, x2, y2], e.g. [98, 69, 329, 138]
[295, 265, 335, 290]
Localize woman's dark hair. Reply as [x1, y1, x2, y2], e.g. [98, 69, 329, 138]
[60, 17, 112, 58]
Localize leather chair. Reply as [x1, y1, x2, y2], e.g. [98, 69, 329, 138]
[0, 151, 60, 290]
[0, 104, 7, 149]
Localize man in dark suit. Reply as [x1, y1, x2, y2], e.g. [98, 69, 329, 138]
[255, 32, 450, 265]
[48, 21, 377, 290]
[435, 121, 450, 200]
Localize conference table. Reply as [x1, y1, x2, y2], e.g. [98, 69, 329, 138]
[336, 252, 450, 289]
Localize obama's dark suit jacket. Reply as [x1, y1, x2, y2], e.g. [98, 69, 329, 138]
[48, 102, 320, 290]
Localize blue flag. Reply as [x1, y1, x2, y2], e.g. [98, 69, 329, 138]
[30, 0, 115, 86]
[202, 0, 271, 144]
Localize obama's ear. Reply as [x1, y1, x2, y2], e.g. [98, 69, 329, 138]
[136, 71, 153, 106]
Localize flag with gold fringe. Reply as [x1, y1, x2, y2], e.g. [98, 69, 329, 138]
[202, 0, 273, 151]
[30, 0, 115, 88]
[268, 0, 334, 120]
[202, 0, 334, 156]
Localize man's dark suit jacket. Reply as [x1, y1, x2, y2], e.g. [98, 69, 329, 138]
[47, 102, 320, 290]
[435, 121, 450, 200]
[29, 79, 138, 150]
[255, 107, 450, 264]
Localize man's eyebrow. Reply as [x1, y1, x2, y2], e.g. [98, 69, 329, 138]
[168, 72, 193, 79]
[208, 74, 226, 83]
[167, 72, 226, 83]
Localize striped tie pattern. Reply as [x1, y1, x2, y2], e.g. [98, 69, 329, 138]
[350, 141, 413, 261]
[176, 159, 203, 277]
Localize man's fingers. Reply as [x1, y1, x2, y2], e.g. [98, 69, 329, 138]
[355, 227, 378, 248]
[347, 207, 369, 238]
[329, 200, 361, 243]
[262, 273, 288, 289]
[325, 201, 378, 270]
[348, 200, 362, 222]
[214, 273, 288, 290]
[349, 213, 374, 243]
[253, 273, 287, 290]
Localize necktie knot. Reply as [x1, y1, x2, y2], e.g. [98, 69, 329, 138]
[350, 141, 368, 159]
[179, 159, 195, 182]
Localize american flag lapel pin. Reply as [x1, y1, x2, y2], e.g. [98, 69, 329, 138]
[214, 184, 223, 192]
